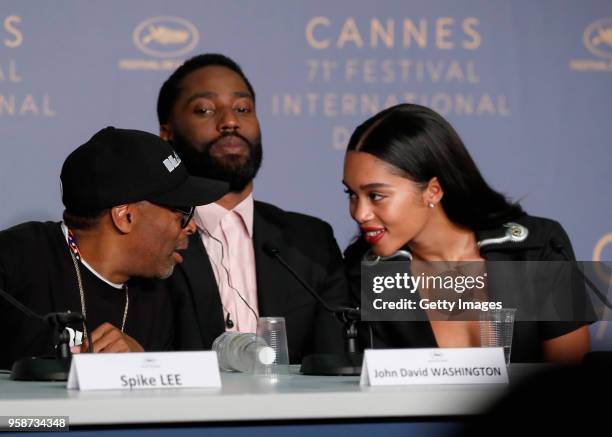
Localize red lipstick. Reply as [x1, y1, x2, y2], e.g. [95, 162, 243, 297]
[361, 227, 385, 245]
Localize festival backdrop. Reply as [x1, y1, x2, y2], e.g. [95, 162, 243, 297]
[1, 0, 611, 346]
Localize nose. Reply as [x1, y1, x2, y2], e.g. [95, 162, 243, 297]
[217, 107, 239, 132]
[351, 198, 374, 225]
[184, 218, 197, 235]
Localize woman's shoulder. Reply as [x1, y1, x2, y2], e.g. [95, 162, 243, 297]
[478, 214, 566, 243]
[512, 214, 562, 228]
[512, 214, 569, 242]
[478, 214, 573, 260]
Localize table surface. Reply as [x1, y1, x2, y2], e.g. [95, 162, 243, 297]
[0, 364, 544, 426]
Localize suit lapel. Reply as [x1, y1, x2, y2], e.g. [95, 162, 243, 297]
[180, 232, 225, 342]
[252, 205, 291, 317]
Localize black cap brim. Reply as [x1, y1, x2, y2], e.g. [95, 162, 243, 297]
[147, 176, 229, 208]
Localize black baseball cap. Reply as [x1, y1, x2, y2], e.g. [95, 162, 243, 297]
[61, 127, 228, 212]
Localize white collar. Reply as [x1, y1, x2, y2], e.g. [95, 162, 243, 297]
[60, 223, 124, 290]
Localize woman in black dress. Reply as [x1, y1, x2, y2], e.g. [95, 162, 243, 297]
[343, 103, 589, 362]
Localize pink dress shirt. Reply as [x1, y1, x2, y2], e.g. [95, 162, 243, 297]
[194, 194, 259, 333]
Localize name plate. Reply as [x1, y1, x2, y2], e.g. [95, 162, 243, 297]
[67, 351, 221, 391]
[360, 347, 508, 386]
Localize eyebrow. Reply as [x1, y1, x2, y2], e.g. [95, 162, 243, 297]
[186, 91, 253, 104]
[342, 181, 392, 190]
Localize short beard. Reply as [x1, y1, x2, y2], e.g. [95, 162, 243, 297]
[171, 131, 262, 193]
[157, 265, 175, 280]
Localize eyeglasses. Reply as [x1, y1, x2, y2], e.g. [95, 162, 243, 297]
[173, 206, 195, 228]
[154, 204, 195, 228]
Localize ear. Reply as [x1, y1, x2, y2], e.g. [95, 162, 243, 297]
[424, 177, 444, 206]
[160, 124, 173, 142]
[110, 204, 134, 234]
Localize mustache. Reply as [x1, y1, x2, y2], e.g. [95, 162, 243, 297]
[205, 132, 254, 151]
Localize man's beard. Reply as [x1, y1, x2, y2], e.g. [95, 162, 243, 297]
[171, 130, 263, 193]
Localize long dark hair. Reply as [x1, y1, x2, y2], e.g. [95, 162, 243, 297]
[347, 104, 523, 230]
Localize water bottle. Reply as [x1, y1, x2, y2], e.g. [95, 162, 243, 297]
[212, 332, 276, 373]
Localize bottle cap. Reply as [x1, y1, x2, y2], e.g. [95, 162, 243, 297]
[258, 346, 276, 365]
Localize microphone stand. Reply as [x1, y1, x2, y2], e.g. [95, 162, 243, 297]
[1, 286, 84, 381]
[11, 311, 86, 381]
[300, 307, 364, 376]
[549, 240, 612, 366]
[263, 243, 363, 376]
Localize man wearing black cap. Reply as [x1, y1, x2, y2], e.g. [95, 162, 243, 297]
[0, 127, 227, 369]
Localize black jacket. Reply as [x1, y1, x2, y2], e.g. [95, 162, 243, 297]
[344, 215, 590, 362]
[0, 222, 173, 369]
[169, 201, 350, 363]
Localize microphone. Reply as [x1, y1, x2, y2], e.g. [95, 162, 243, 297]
[44, 311, 85, 329]
[0, 286, 85, 381]
[0, 285, 46, 322]
[263, 243, 361, 323]
[262, 242, 363, 375]
[549, 238, 612, 310]
[550, 238, 612, 366]
[0, 286, 85, 331]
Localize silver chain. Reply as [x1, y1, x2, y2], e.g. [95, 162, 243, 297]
[68, 250, 129, 340]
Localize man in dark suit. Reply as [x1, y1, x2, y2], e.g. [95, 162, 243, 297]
[156, 53, 350, 363]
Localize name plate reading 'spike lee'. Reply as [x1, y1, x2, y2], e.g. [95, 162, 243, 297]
[360, 348, 508, 386]
[67, 351, 221, 391]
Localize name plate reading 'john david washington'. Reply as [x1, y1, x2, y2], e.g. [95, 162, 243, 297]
[67, 351, 221, 391]
[360, 348, 508, 386]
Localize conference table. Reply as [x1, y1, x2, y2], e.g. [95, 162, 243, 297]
[0, 364, 545, 436]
